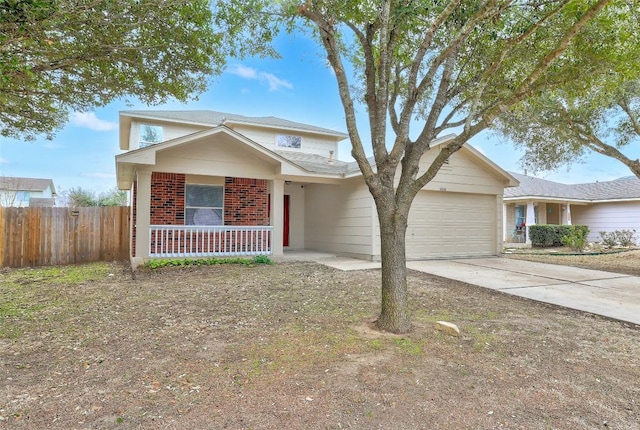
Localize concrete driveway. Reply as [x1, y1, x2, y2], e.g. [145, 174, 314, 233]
[407, 258, 640, 326]
[311, 253, 640, 325]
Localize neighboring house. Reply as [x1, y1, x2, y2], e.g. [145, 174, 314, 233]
[504, 172, 640, 243]
[0, 176, 56, 207]
[116, 110, 518, 268]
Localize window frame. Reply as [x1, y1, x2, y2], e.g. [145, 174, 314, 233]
[139, 124, 164, 148]
[184, 183, 224, 226]
[275, 134, 302, 149]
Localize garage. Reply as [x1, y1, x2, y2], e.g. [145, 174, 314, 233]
[406, 191, 497, 259]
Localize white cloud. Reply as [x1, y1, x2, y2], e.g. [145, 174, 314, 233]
[0, 157, 8, 164]
[228, 64, 293, 92]
[71, 112, 117, 131]
[229, 64, 258, 79]
[260, 72, 293, 91]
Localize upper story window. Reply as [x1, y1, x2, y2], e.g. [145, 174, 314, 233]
[276, 134, 301, 149]
[16, 191, 30, 201]
[140, 124, 163, 148]
[185, 184, 223, 225]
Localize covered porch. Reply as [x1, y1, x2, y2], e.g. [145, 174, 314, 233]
[504, 200, 577, 245]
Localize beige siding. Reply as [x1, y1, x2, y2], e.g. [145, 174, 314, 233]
[505, 203, 516, 231]
[231, 125, 338, 157]
[405, 191, 497, 259]
[153, 139, 277, 179]
[417, 148, 505, 195]
[571, 201, 640, 242]
[130, 120, 208, 149]
[304, 179, 375, 258]
[284, 182, 305, 249]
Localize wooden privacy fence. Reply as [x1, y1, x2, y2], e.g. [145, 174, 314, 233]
[0, 206, 130, 268]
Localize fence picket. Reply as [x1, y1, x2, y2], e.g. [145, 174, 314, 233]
[0, 207, 130, 268]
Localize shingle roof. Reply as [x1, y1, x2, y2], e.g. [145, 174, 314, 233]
[505, 172, 640, 201]
[28, 197, 56, 207]
[0, 176, 56, 194]
[274, 151, 349, 174]
[121, 110, 348, 139]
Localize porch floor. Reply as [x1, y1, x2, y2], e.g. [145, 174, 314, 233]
[277, 249, 338, 261]
[278, 250, 383, 271]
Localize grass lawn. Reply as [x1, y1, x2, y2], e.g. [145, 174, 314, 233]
[1, 261, 638, 429]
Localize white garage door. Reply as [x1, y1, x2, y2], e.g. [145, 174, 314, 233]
[406, 191, 496, 259]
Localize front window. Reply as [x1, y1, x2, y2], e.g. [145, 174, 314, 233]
[185, 184, 223, 225]
[515, 205, 525, 229]
[276, 134, 301, 149]
[140, 124, 163, 148]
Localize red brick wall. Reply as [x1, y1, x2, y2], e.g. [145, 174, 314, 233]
[224, 177, 268, 225]
[150, 172, 185, 225]
[134, 174, 269, 257]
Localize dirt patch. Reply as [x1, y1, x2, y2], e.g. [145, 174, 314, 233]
[1, 261, 639, 429]
[506, 248, 640, 276]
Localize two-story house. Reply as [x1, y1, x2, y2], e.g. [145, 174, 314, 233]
[116, 110, 517, 268]
[0, 176, 56, 207]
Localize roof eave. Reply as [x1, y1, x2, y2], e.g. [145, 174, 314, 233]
[222, 118, 349, 140]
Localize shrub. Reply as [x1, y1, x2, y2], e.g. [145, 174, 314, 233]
[561, 225, 590, 252]
[599, 231, 617, 247]
[144, 255, 273, 269]
[599, 230, 637, 247]
[529, 224, 589, 248]
[528, 225, 556, 247]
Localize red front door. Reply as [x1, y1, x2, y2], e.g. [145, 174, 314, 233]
[283, 195, 290, 247]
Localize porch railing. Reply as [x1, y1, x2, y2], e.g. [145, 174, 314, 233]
[149, 225, 273, 258]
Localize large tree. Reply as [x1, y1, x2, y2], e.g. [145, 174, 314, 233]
[494, 5, 640, 178]
[0, 0, 270, 140]
[230, 0, 623, 333]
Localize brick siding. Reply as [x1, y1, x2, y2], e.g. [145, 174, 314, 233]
[224, 177, 269, 226]
[150, 172, 185, 225]
[134, 173, 269, 257]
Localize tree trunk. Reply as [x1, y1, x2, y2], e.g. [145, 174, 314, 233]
[375, 205, 410, 333]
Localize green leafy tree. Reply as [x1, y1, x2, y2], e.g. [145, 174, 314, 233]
[225, 0, 621, 332]
[66, 187, 98, 207]
[494, 6, 640, 178]
[98, 188, 128, 207]
[0, 0, 273, 140]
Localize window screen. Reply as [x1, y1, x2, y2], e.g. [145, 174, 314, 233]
[139, 124, 163, 148]
[276, 134, 302, 148]
[185, 184, 223, 225]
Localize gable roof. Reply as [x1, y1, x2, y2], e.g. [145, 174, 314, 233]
[119, 110, 348, 149]
[0, 176, 56, 195]
[116, 125, 346, 189]
[117, 125, 518, 189]
[505, 172, 640, 202]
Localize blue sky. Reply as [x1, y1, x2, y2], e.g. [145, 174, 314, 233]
[1, 32, 638, 196]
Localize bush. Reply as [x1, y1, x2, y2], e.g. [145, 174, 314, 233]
[561, 225, 590, 252]
[528, 225, 556, 247]
[599, 230, 637, 248]
[529, 224, 590, 248]
[144, 255, 274, 269]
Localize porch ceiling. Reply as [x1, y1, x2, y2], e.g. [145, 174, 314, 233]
[504, 197, 590, 205]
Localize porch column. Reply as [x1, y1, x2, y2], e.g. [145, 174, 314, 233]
[561, 203, 572, 225]
[502, 201, 507, 243]
[525, 201, 536, 245]
[271, 179, 284, 256]
[133, 171, 152, 267]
